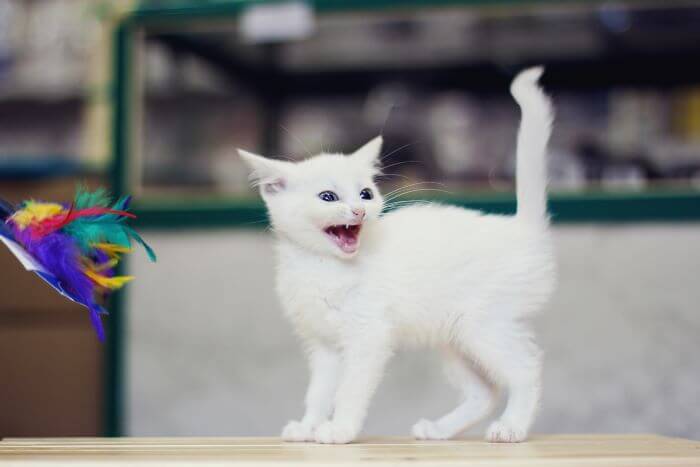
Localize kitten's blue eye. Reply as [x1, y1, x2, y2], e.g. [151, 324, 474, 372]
[360, 188, 373, 200]
[319, 191, 339, 202]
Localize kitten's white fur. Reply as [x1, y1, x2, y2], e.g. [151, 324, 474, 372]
[239, 67, 555, 444]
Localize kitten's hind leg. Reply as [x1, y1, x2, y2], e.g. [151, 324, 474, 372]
[412, 348, 496, 440]
[467, 323, 542, 443]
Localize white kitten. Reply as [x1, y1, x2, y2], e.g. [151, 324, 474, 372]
[239, 67, 555, 444]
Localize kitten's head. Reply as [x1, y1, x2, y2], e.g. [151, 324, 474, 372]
[238, 137, 384, 259]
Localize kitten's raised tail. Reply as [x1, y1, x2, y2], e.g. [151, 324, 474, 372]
[510, 67, 553, 224]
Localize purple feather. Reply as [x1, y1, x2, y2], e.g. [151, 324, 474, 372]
[92, 248, 114, 279]
[12, 226, 105, 341]
[88, 305, 106, 341]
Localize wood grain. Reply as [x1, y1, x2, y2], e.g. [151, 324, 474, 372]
[0, 435, 698, 466]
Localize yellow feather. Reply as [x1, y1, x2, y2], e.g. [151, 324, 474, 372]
[93, 243, 133, 257]
[84, 269, 134, 289]
[85, 258, 120, 273]
[10, 201, 66, 229]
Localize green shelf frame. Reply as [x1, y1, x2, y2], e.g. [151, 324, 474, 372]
[106, 0, 700, 437]
[126, 190, 700, 229]
[132, 0, 645, 19]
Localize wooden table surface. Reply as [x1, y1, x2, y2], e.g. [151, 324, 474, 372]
[0, 435, 698, 466]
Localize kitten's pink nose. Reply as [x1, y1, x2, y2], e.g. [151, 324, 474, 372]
[352, 207, 366, 220]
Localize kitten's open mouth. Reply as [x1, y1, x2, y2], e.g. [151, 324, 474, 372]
[324, 223, 362, 254]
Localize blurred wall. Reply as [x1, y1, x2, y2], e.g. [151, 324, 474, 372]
[126, 225, 700, 440]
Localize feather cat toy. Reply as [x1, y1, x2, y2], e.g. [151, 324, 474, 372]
[0, 187, 155, 341]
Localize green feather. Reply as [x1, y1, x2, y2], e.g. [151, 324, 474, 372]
[74, 185, 111, 209]
[64, 217, 129, 252]
[63, 187, 156, 262]
[125, 226, 157, 262]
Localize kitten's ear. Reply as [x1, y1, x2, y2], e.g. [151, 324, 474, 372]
[238, 149, 292, 194]
[351, 136, 383, 167]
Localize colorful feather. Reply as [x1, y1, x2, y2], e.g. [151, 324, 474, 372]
[4, 187, 155, 341]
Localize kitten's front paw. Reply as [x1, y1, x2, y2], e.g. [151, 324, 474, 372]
[282, 420, 316, 442]
[485, 420, 527, 443]
[313, 421, 357, 444]
[412, 419, 450, 440]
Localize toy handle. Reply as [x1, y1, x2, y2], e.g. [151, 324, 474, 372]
[0, 198, 15, 221]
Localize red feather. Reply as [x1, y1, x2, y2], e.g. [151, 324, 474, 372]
[30, 206, 136, 239]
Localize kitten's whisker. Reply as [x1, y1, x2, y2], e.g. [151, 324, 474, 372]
[379, 104, 397, 137]
[382, 181, 447, 199]
[280, 124, 313, 158]
[384, 191, 452, 203]
[384, 199, 433, 206]
[240, 218, 271, 226]
[383, 200, 432, 209]
[379, 141, 421, 163]
[384, 190, 436, 202]
[321, 120, 333, 154]
[382, 200, 434, 213]
[376, 172, 411, 181]
[382, 181, 441, 196]
[384, 188, 453, 202]
[380, 160, 422, 171]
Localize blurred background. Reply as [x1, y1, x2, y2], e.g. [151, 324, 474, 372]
[0, 0, 699, 440]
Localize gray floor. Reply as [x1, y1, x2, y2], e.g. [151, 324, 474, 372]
[126, 225, 700, 439]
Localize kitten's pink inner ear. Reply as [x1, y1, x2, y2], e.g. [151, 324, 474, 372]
[263, 178, 286, 194]
[238, 149, 292, 194]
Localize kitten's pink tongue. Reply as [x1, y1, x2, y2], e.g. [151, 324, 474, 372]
[327, 225, 360, 254]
